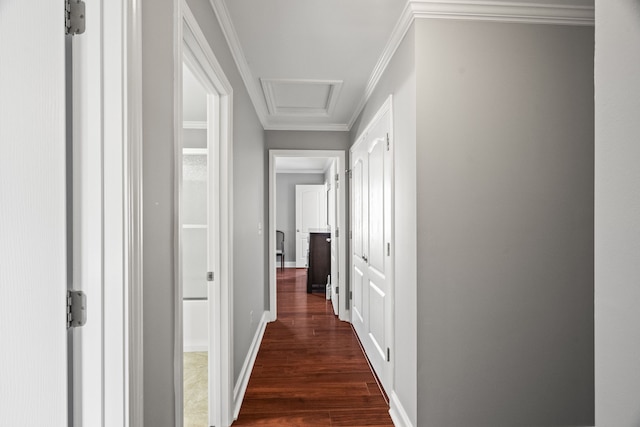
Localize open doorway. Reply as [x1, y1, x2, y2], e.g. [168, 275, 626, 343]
[268, 150, 349, 322]
[175, 2, 234, 426]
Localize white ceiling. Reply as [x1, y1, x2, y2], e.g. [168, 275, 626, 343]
[214, 0, 594, 131]
[220, 0, 407, 131]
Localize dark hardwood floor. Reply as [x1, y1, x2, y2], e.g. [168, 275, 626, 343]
[233, 268, 394, 426]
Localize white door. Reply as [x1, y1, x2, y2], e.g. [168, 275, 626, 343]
[0, 1, 68, 424]
[295, 185, 327, 267]
[350, 105, 393, 394]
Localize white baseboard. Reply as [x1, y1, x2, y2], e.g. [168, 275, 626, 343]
[389, 391, 414, 427]
[233, 311, 269, 419]
[183, 344, 208, 352]
[283, 261, 297, 268]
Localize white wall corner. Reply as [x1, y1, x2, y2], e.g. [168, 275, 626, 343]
[233, 311, 270, 419]
[389, 391, 415, 427]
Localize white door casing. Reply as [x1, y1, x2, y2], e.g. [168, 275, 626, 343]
[176, 3, 234, 426]
[350, 97, 394, 394]
[269, 150, 348, 322]
[0, 1, 68, 424]
[295, 185, 327, 267]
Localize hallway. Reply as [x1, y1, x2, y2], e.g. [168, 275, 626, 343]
[234, 268, 394, 426]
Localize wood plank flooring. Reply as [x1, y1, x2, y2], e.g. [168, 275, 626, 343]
[234, 268, 394, 426]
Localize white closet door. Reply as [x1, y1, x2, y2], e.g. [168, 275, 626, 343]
[0, 1, 68, 424]
[295, 185, 327, 267]
[351, 105, 393, 394]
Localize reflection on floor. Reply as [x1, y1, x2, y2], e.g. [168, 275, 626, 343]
[184, 351, 207, 427]
[233, 267, 394, 426]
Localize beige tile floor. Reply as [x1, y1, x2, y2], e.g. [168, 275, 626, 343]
[184, 352, 208, 427]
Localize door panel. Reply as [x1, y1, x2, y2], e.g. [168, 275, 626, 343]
[0, 1, 68, 424]
[368, 138, 386, 274]
[350, 103, 393, 395]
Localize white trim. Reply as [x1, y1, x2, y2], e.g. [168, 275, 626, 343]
[182, 148, 207, 155]
[183, 120, 207, 129]
[276, 169, 327, 175]
[260, 78, 343, 117]
[269, 150, 349, 322]
[282, 261, 298, 268]
[347, 0, 595, 129]
[176, 2, 235, 427]
[264, 123, 350, 132]
[123, 0, 144, 422]
[208, 0, 268, 126]
[233, 311, 269, 419]
[389, 391, 414, 427]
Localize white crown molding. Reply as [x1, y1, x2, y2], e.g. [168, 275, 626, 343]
[261, 78, 344, 117]
[347, 0, 595, 129]
[264, 122, 350, 132]
[276, 169, 327, 174]
[209, 0, 269, 127]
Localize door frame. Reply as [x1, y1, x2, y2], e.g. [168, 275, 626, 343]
[295, 184, 328, 268]
[174, 2, 235, 426]
[349, 95, 395, 394]
[268, 150, 349, 322]
[69, 0, 144, 424]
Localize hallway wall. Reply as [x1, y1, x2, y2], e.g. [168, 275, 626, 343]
[141, 0, 267, 424]
[595, 1, 640, 425]
[415, 19, 594, 426]
[276, 173, 326, 263]
[350, 24, 417, 426]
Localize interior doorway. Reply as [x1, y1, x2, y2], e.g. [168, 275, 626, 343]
[268, 150, 349, 322]
[175, 2, 234, 426]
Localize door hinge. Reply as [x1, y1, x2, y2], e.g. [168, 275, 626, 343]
[335, 286, 339, 295]
[387, 242, 390, 256]
[346, 169, 352, 179]
[207, 271, 214, 282]
[350, 291, 353, 300]
[65, 0, 86, 35]
[335, 173, 339, 182]
[387, 348, 391, 362]
[386, 133, 390, 151]
[67, 290, 87, 328]
[349, 230, 353, 239]
[335, 228, 339, 238]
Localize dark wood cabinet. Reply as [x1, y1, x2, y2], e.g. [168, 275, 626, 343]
[307, 232, 331, 294]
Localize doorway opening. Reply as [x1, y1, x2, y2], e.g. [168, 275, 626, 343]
[268, 150, 349, 322]
[175, 2, 234, 426]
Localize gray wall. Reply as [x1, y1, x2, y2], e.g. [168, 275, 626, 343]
[141, 0, 176, 423]
[265, 130, 350, 151]
[595, 1, 640, 426]
[350, 25, 418, 426]
[416, 20, 594, 426]
[142, 0, 267, 424]
[276, 173, 326, 262]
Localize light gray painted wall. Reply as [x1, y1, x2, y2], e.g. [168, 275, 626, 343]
[595, 1, 640, 426]
[416, 20, 594, 426]
[141, 0, 266, 424]
[276, 173, 326, 262]
[350, 25, 417, 426]
[265, 130, 350, 151]
[185, 0, 267, 385]
[141, 0, 176, 424]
